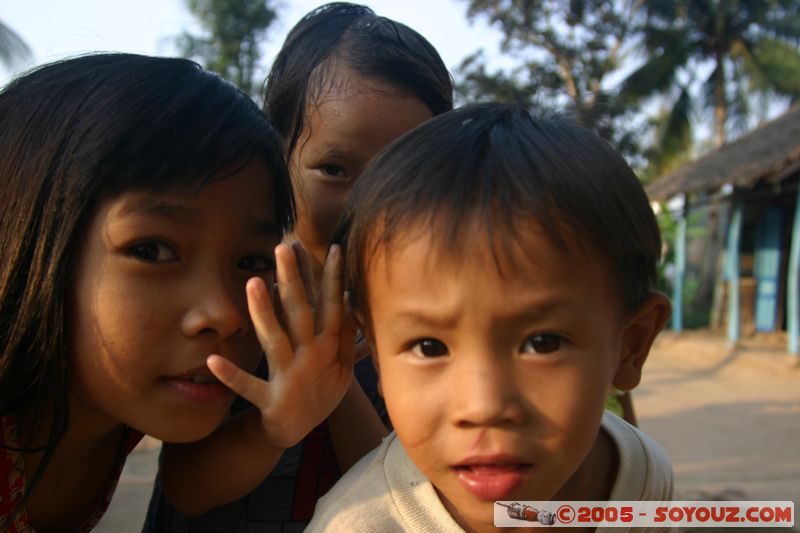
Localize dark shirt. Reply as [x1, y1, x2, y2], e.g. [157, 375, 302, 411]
[142, 357, 386, 533]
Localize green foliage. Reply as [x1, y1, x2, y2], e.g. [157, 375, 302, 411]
[657, 206, 714, 328]
[458, 0, 800, 182]
[176, 0, 277, 98]
[621, 0, 800, 163]
[456, 0, 647, 164]
[752, 38, 800, 97]
[638, 88, 693, 182]
[656, 208, 678, 288]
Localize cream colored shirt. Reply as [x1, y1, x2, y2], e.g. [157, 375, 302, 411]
[306, 412, 673, 532]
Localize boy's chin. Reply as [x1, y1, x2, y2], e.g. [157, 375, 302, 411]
[436, 477, 556, 531]
[436, 486, 498, 530]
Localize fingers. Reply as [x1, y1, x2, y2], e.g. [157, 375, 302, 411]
[275, 243, 315, 345]
[246, 276, 293, 372]
[247, 243, 348, 381]
[338, 297, 357, 370]
[317, 244, 344, 336]
[291, 241, 321, 306]
[270, 280, 286, 331]
[207, 354, 266, 408]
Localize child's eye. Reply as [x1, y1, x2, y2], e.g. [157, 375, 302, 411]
[321, 164, 347, 179]
[238, 255, 275, 273]
[127, 242, 178, 263]
[520, 334, 562, 354]
[410, 338, 449, 358]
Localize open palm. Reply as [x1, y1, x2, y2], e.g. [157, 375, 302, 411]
[207, 243, 355, 449]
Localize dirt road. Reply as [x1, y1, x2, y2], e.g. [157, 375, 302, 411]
[635, 330, 800, 528]
[94, 330, 800, 532]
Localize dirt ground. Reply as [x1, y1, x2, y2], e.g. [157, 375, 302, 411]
[94, 329, 800, 532]
[634, 330, 800, 530]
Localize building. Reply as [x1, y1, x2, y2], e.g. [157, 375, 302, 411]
[646, 105, 800, 354]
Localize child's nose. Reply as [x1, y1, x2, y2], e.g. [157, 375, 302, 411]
[181, 277, 249, 340]
[451, 357, 527, 428]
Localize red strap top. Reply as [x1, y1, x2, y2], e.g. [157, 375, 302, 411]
[0, 415, 143, 533]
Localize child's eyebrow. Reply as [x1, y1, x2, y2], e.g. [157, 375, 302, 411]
[311, 148, 351, 161]
[117, 200, 199, 222]
[508, 298, 574, 315]
[391, 298, 581, 327]
[390, 309, 459, 329]
[116, 200, 281, 236]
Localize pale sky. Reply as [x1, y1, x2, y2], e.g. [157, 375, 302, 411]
[1, 0, 506, 86]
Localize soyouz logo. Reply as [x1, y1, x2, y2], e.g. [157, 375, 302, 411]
[493, 501, 795, 528]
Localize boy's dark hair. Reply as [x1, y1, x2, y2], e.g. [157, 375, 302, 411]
[0, 53, 294, 502]
[263, 2, 453, 157]
[340, 103, 662, 323]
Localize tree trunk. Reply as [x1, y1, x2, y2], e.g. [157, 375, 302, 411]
[714, 49, 727, 146]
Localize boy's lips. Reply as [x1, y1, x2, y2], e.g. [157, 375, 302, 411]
[452, 455, 532, 500]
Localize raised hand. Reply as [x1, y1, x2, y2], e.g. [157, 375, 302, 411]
[206, 242, 356, 449]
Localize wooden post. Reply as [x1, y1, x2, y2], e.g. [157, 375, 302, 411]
[726, 199, 743, 344]
[788, 186, 800, 355]
[672, 199, 688, 332]
[754, 206, 783, 332]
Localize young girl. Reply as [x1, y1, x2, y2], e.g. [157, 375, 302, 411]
[144, 2, 454, 530]
[0, 53, 354, 532]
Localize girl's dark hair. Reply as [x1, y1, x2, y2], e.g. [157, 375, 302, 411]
[0, 53, 294, 502]
[263, 2, 453, 156]
[340, 103, 662, 322]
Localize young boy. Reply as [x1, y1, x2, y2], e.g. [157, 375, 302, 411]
[307, 103, 674, 532]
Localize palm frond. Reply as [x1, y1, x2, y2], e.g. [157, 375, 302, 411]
[642, 25, 690, 53]
[760, 1, 800, 41]
[644, 0, 679, 23]
[660, 87, 693, 162]
[727, 72, 752, 135]
[752, 38, 800, 98]
[701, 65, 722, 113]
[730, 38, 769, 93]
[620, 50, 684, 102]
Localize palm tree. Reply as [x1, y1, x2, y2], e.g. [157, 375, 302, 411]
[0, 19, 32, 72]
[175, 0, 277, 99]
[621, 0, 800, 160]
[457, 0, 646, 163]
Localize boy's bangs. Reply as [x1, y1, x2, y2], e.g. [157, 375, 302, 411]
[368, 202, 576, 279]
[343, 103, 661, 313]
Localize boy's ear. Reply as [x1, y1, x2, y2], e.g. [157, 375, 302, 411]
[354, 312, 383, 398]
[613, 293, 671, 391]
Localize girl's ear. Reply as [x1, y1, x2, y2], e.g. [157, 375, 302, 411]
[613, 293, 671, 391]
